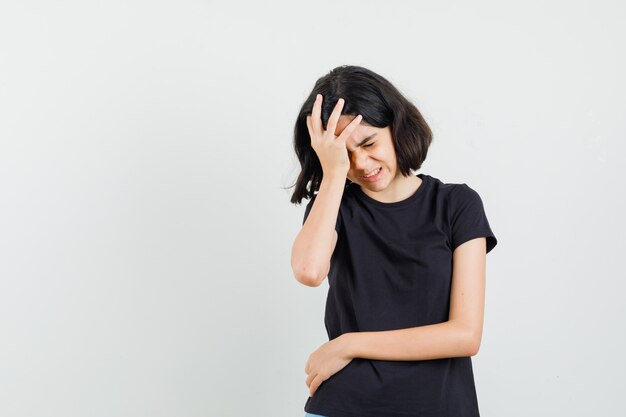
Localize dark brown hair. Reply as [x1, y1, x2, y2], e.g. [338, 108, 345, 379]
[288, 65, 433, 205]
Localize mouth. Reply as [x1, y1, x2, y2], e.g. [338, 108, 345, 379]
[359, 167, 382, 182]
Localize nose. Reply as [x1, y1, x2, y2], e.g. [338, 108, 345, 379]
[350, 149, 370, 171]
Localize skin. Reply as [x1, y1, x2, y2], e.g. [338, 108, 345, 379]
[303, 95, 487, 398]
[338, 115, 423, 203]
[306, 94, 423, 204]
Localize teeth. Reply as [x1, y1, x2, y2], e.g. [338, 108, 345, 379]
[362, 167, 381, 178]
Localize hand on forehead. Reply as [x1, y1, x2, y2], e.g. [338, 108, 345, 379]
[336, 115, 367, 140]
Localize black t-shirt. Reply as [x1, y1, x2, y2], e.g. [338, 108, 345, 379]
[301, 173, 497, 417]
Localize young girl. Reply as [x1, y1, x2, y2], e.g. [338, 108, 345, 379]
[290, 65, 497, 417]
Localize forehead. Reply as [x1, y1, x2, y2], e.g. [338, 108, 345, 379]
[336, 115, 377, 150]
[337, 114, 367, 130]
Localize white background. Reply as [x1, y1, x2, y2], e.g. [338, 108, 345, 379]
[1, 1, 624, 416]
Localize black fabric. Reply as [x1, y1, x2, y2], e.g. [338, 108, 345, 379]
[301, 173, 497, 417]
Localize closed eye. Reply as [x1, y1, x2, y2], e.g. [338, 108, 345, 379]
[364, 142, 374, 147]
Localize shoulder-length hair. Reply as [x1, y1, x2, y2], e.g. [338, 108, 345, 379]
[289, 65, 433, 205]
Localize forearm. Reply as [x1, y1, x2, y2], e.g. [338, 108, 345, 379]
[343, 321, 478, 361]
[291, 174, 345, 282]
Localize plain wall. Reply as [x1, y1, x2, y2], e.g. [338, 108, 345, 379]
[1, 0, 624, 416]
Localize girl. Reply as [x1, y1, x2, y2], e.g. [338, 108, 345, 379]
[290, 65, 497, 417]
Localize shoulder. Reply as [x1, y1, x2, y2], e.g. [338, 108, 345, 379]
[436, 179, 497, 253]
[447, 183, 487, 221]
[424, 175, 486, 217]
[423, 174, 473, 201]
[449, 182, 482, 203]
[428, 174, 478, 195]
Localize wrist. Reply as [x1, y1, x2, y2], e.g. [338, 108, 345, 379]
[340, 332, 359, 358]
[322, 171, 348, 184]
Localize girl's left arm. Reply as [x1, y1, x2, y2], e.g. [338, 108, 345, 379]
[341, 237, 487, 360]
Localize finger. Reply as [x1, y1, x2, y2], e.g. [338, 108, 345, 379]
[336, 114, 363, 142]
[311, 94, 323, 135]
[305, 372, 315, 388]
[325, 98, 344, 139]
[309, 375, 323, 397]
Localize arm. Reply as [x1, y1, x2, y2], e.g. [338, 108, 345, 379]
[341, 237, 487, 360]
[291, 174, 344, 287]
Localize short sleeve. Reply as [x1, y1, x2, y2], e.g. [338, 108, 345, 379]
[302, 194, 342, 233]
[449, 184, 498, 254]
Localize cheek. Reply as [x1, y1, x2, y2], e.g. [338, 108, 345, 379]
[373, 149, 391, 163]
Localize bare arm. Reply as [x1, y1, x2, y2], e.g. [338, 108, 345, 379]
[291, 174, 344, 287]
[292, 94, 361, 287]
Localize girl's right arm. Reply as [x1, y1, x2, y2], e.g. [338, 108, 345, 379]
[291, 174, 344, 287]
[291, 94, 362, 286]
